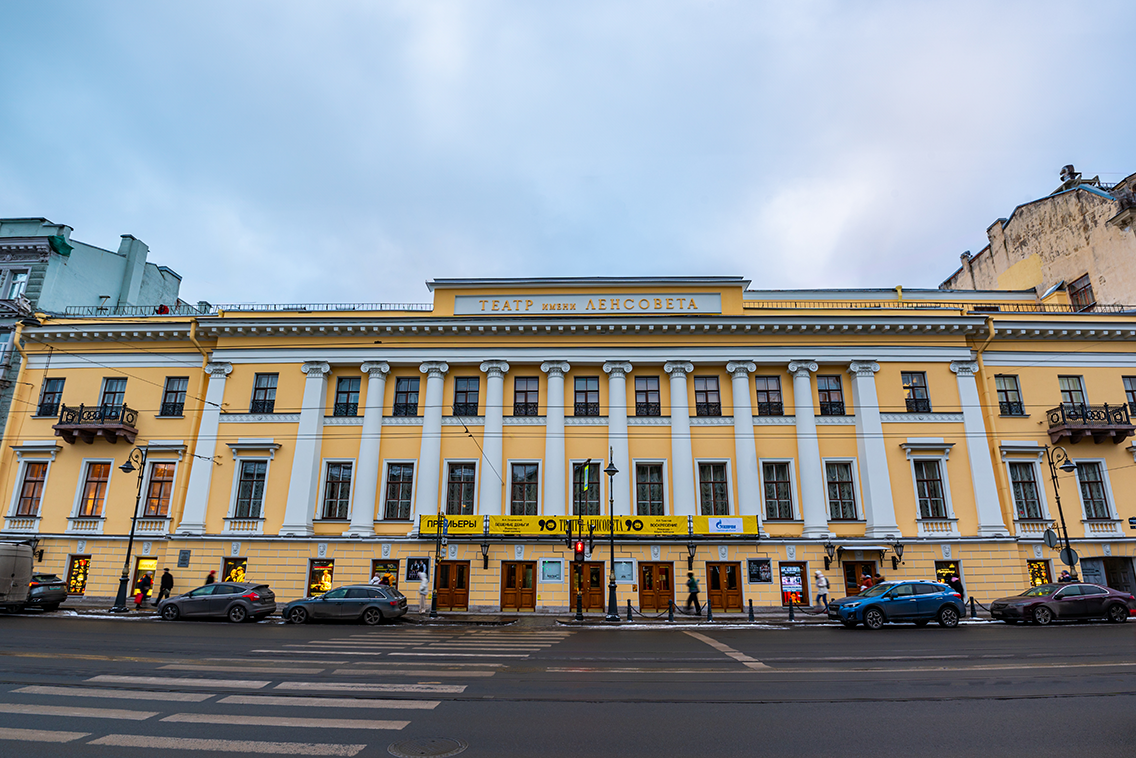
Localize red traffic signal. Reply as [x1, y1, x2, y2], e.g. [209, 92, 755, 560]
[574, 540, 585, 561]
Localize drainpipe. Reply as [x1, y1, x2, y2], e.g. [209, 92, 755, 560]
[973, 317, 1013, 529]
[172, 319, 213, 528]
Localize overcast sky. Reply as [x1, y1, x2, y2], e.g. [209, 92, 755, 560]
[2, 1, 1134, 305]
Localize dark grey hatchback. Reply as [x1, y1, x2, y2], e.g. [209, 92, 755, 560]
[283, 584, 408, 625]
[158, 581, 276, 623]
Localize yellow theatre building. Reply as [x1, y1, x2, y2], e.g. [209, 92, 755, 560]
[2, 276, 1135, 612]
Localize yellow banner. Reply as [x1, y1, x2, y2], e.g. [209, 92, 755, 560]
[692, 515, 759, 535]
[418, 515, 484, 535]
[488, 515, 688, 536]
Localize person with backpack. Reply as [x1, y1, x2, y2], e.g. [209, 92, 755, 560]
[815, 570, 830, 609]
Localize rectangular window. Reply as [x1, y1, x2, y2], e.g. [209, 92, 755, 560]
[453, 377, 480, 416]
[1076, 462, 1110, 519]
[445, 463, 476, 515]
[223, 557, 248, 583]
[996, 375, 1024, 416]
[38, 378, 65, 417]
[762, 462, 793, 520]
[574, 377, 600, 416]
[251, 374, 278, 413]
[825, 462, 856, 520]
[914, 460, 948, 519]
[322, 462, 353, 519]
[510, 463, 539, 515]
[393, 377, 420, 416]
[693, 377, 721, 417]
[635, 464, 664, 515]
[1059, 376, 1086, 407]
[572, 461, 601, 515]
[160, 377, 188, 417]
[100, 377, 126, 409]
[1124, 376, 1136, 413]
[79, 462, 111, 517]
[1009, 462, 1042, 519]
[1027, 560, 1052, 587]
[698, 463, 729, 515]
[144, 462, 176, 517]
[234, 460, 267, 518]
[513, 377, 539, 416]
[755, 377, 783, 416]
[635, 376, 660, 417]
[334, 377, 360, 417]
[817, 376, 844, 416]
[1068, 273, 1096, 312]
[66, 556, 91, 595]
[308, 559, 334, 596]
[6, 270, 29, 299]
[16, 462, 48, 516]
[383, 463, 414, 520]
[902, 371, 931, 413]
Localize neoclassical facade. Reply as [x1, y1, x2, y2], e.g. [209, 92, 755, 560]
[3, 277, 1135, 610]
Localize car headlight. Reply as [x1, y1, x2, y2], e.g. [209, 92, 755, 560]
[845, 601, 862, 609]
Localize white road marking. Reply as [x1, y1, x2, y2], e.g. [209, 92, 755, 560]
[13, 685, 213, 702]
[87, 675, 269, 689]
[322, 661, 503, 668]
[330, 668, 495, 677]
[0, 702, 156, 720]
[88, 734, 366, 755]
[219, 695, 439, 710]
[0, 727, 90, 743]
[684, 631, 770, 670]
[252, 650, 391, 656]
[207, 658, 348, 665]
[276, 681, 466, 694]
[546, 667, 764, 674]
[163, 713, 409, 730]
[160, 664, 325, 674]
[388, 652, 527, 658]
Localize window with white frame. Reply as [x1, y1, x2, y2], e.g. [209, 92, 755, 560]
[572, 461, 601, 515]
[698, 462, 729, 515]
[4, 270, 29, 299]
[322, 462, 353, 519]
[1008, 462, 1043, 519]
[144, 462, 176, 517]
[77, 462, 111, 517]
[762, 462, 794, 520]
[383, 463, 414, 520]
[234, 460, 268, 518]
[914, 459, 948, 519]
[1075, 462, 1111, 519]
[635, 463, 664, 515]
[510, 463, 539, 515]
[825, 462, 857, 520]
[445, 462, 476, 515]
[15, 461, 48, 517]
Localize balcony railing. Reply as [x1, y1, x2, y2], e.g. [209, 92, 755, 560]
[757, 401, 784, 417]
[249, 399, 276, 414]
[452, 402, 479, 416]
[635, 401, 661, 417]
[393, 403, 418, 417]
[574, 402, 600, 417]
[53, 404, 139, 445]
[1013, 518, 1053, 537]
[159, 402, 185, 417]
[695, 402, 722, 417]
[333, 402, 358, 417]
[1083, 519, 1122, 536]
[819, 401, 845, 417]
[905, 397, 932, 413]
[513, 402, 540, 417]
[1000, 401, 1025, 416]
[1046, 402, 1135, 444]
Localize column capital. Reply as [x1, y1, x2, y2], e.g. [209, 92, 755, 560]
[726, 361, 757, 378]
[361, 361, 391, 378]
[603, 361, 633, 379]
[419, 361, 450, 378]
[479, 360, 510, 379]
[788, 360, 818, 378]
[949, 360, 979, 377]
[848, 360, 880, 377]
[301, 361, 332, 379]
[664, 361, 695, 378]
[540, 360, 571, 378]
[205, 361, 233, 377]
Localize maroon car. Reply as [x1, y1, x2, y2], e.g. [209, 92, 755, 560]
[989, 583, 1136, 625]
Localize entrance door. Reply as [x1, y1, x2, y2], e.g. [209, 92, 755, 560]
[638, 562, 674, 612]
[706, 562, 743, 611]
[132, 557, 157, 601]
[843, 561, 876, 596]
[570, 562, 606, 611]
[435, 560, 470, 611]
[501, 561, 536, 611]
[1104, 557, 1136, 593]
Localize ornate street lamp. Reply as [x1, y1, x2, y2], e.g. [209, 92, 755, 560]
[891, 539, 904, 571]
[823, 540, 836, 570]
[1045, 446, 1079, 577]
[604, 458, 620, 622]
[110, 447, 147, 613]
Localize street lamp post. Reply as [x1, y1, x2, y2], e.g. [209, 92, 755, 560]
[604, 458, 620, 622]
[430, 510, 444, 619]
[110, 447, 147, 613]
[1045, 446, 1079, 577]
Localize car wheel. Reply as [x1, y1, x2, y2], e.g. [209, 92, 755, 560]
[362, 607, 384, 626]
[938, 606, 960, 628]
[227, 605, 249, 623]
[287, 607, 308, 625]
[161, 604, 180, 621]
[914, 620, 929, 627]
[1106, 604, 1128, 624]
[841, 620, 857, 629]
[1032, 606, 1053, 626]
[863, 608, 885, 630]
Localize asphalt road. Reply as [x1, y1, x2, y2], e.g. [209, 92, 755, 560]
[0, 613, 1134, 758]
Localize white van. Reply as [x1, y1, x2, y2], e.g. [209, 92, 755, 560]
[0, 542, 34, 611]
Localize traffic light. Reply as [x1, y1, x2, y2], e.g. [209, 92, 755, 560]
[574, 540, 585, 562]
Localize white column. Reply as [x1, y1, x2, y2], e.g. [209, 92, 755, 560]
[478, 360, 509, 516]
[951, 360, 1010, 537]
[280, 361, 332, 536]
[665, 361, 696, 516]
[175, 361, 231, 535]
[345, 361, 390, 536]
[726, 362, 761, 519]
[603, 361, 632, 517]
[789, 361, 828, 538]
[848, 361, 901, 538]
[412, 361, 449, 521]
[541, 361, 570, 516]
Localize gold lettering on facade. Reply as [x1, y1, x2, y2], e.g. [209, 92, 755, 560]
[639, 298, 649, 309]
[502, 300, 512, 311]
[610, 298, 620, 310]
[666, 298, 674, 309]
[678, 297, 686, 309]
[688, 298, 698, 310]
[479, 299, 489, 311]
[525, 299, 533, 310]
[514, 299, 523, 310]
[586, 299, 596, 310]
[492, 300, 501, 311]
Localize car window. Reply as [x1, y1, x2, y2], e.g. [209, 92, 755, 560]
[322, 588, 349, 599]
[188, 585, 216, 597]
[887, 584, 916, 597]
[1022, 584, 1059, 597]
[32, 574, 61, 582]
[368, 589, 387, 598]
[918, 583, 944, 594]
[1079, 585, 1107, 596]
[1055, 586, 1081, 598]
[213, 585, 242, 595]
[858, 583, 892, 598]
[346, 588, 371, 599]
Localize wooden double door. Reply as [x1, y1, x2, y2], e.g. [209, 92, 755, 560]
[706, 562, 743, 611]
[435, 560, 470, 611]
[638, 562, 674, 611]
[843, 561, 876, 596]
[571, 561, 606, 611]
[501, 561, 536, 611]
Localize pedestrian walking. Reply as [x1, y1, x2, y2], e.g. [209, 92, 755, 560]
[153, 568, 174, 605]
[948, 575, 965, 600]
[418, 570, 430, 614]
[204, 570, 216, 585]
[859, 574, 873, 592]
[814, 570, 830, 609]
[369, 571, 383, 586]
[135, 573, 152, 609]
[1058, 570, 1072, 583]
[684, 572, 702, 615]
[380, 573, 393, 586]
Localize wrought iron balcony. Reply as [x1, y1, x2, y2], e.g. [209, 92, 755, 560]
[513, 402, 539, 417]
[158, 402, 184, 417]
[1000, 401, 1025, 416]
[53, 403, 139, 445]
[635, 401, 661, 417]
[819, 401, 845, 416]
[1047, 402, 1135, 444]
[757, 401, 783, 417]
[574, 402, 600, 417]
[249, 399, 276, 414]
[333, 402, 358, 417]
[905, 397, 932, 413]
[695, 402, 722, 417]
[392, 402, 418, 417]
[452, 402, 479, 416]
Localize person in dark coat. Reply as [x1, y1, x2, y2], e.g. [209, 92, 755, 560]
[134, 573, 152, 609]
[153, 568, 174, 605]
[948, 575, 965, 599]
[205, 570, 216, 585]
[684, 572, 702, 615]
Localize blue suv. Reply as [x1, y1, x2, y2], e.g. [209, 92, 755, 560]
[827, 580, 964, 629]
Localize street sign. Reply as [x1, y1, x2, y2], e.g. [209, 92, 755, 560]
[442, 517, 449, 536]
[1043, 529, 1060, 549]
[1059, 547, 1079, 566]
[1129, 517, 1136, 530]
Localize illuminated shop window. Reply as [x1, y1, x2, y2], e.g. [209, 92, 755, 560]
[223, 557, 248, 583]
[66, 556, 91, 595]
[308, 559, 334, 596]
[1027, 560, 1052, 586]
[371, 560, 399, 589]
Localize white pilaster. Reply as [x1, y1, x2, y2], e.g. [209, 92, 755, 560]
[726, 362, 760, 520]
[541, 361, 570, 516]
[412, 362, 449, 521]
[478, 361, 510, 516]
[603, 361, 633, 517]
[789, 360, 828, 538]
[176, 362, 231, 535]
[848, 361, 901, 538]
[951, 360, 1010, 537]
[345, 362, 390, 536]
[665, 361, 696, 516]
[280, 361, 332, 536]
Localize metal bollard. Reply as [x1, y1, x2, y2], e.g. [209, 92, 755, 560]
[969, 597, 977, 618]
[706, 598, 713, 622]
[748, 598, 755, 622]
[668, 599, 675, 622]
[788, 601, 795, 622]
[626, 599, 633, 621]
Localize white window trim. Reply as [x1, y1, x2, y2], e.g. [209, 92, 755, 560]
[630, 458, 668, 516]
[7, 456, 54, 518]
[906, 455, 956, 520]
[822, 457, 862, 522]
[99, 376, 127, 406]
[694, 457, 734, 517]
[140, 457, 180, 519]
[505, 458, 542, 516]
[538, 558, 564, 584]
[70, 458, 115, 518]
[1071, 458, 1117, 520]
[1, 268, 30, 299]
[758, 457, 799, 521]
[442, 458, 479, 516]
[613, 558, 637, 585]
[227, 453, 273, 520]
[1001, 456, 1051, 520]
[316, 458, 356, 521]
[568, 457, 607, 516]
[378, 459, 418, 522]
[1058, 375, 1088, 405]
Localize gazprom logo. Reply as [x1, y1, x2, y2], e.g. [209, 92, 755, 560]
[711, 518, 742, 533]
